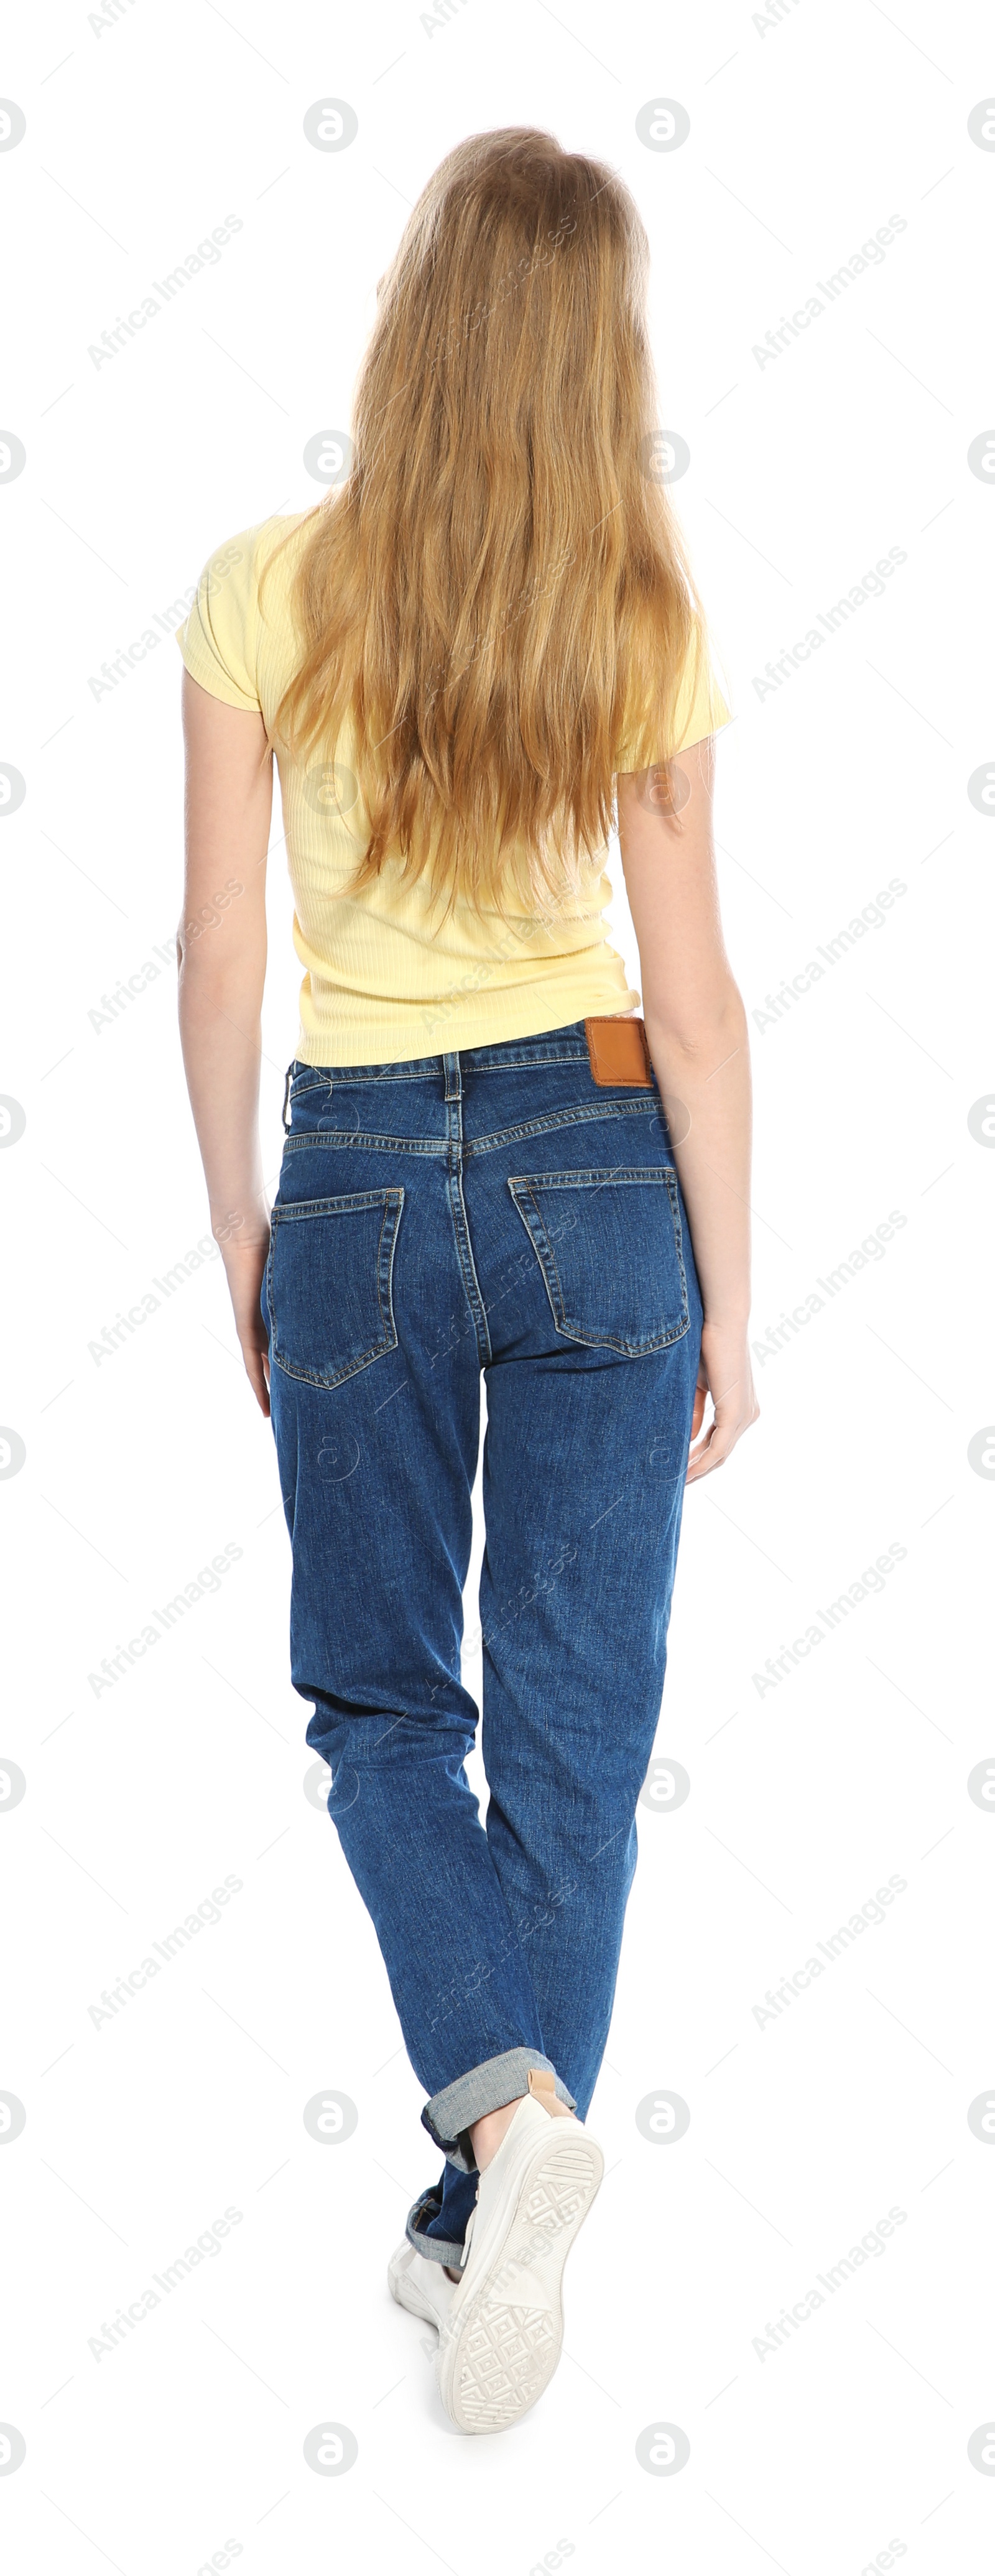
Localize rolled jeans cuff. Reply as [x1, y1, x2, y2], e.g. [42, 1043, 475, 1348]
[404, 2188, 467, 2268]
[420, 2046, 577, 2174]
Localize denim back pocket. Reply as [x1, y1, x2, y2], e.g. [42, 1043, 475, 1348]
[266, 1189, 404, 1389]
[508, 1168, 688, 1354]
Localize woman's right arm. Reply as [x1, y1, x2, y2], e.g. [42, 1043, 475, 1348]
[177, 667, 274, 1415]
[617, 737, 759, 1479]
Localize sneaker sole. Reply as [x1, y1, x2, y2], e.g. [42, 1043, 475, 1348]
[436, 2131, 604, 2434]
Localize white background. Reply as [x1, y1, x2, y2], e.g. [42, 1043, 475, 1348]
[1, 4, 991, 2571]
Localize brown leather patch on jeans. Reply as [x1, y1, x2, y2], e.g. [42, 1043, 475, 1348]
[585, 1014, 654, 1087]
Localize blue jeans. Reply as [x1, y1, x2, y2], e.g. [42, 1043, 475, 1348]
[261, 1019, 702, 2263]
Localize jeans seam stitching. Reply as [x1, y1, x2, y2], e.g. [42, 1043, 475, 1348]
[446, 1165, 492, 1367]
[376, 1193, 404, 1341]
[285, 1132, 440, 1158]
[466, 1097, 658, 1157]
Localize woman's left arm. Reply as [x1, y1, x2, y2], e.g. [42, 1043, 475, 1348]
[177, 667, 274, 1414]
[617, 736, 758, 1479]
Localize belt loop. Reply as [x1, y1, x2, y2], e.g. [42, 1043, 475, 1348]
[281, 1061, 294, 1132]
[443, 1051, 461, 1102]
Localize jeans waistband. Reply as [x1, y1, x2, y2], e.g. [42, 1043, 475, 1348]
[289, 1018, 595, 1087]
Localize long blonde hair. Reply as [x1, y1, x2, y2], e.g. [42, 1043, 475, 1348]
[261, 125, 703, 919]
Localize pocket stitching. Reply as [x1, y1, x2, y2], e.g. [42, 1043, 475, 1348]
[507, 1171, 689, 1355]
[267, 1189, 404, 1389]
[511, 1188, 567, 1339]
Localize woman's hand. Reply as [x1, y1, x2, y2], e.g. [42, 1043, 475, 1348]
[686, 1318, 759, 1482]
[219, 1228, 271, 1416]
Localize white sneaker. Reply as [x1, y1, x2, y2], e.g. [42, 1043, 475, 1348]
[384, 2246, 458, 2349]
[435, 2091, 604, 2435]
[387, 2239, 458, 2335]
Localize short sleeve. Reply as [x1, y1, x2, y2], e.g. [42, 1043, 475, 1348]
[616, 617, 732, 772]
[175, 526, 262, 710]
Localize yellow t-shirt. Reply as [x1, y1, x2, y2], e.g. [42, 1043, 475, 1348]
[175, 513, 731, 1065]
